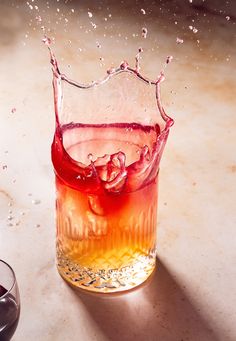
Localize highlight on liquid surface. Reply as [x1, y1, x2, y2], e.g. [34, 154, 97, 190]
[52, 122, 167, 292]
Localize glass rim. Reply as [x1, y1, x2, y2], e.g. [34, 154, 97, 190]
[0, 259, 16, 299]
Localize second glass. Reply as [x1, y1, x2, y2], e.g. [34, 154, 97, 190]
[50, 55, 173, 293]
[0, 260, 20, 340]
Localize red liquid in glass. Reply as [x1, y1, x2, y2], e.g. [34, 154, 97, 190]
[52, 122, 163, 291]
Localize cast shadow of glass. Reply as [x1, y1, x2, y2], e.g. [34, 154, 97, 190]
[69, 257, 220, 341]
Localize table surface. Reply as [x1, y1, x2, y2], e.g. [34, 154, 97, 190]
[0, 1, 236, 340]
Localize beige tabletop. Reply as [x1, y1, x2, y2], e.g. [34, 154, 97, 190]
[0, 1, 236, 340]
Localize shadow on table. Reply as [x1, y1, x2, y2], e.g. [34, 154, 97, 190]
[70, 258, 219, 341]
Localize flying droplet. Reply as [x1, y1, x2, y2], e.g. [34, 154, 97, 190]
[120, 61, 129, 70]
[35, 15, 42, 23]
[2, 165, 7, 170]
[142, 27, 148, 38]
[226, 16, 230, 21]
[192, 27, 198, 33]
[166, 56, 173, 64]
[11, 107, 16, 113]
[107, 67, 116, 74]
[176, 37, 184, 44]
[96, 41, 101, 48]
[88, 11, 93, 18]
[141, 8, 146, 15]
[42, 36, 51, 46]
[91, 22, 97, 29]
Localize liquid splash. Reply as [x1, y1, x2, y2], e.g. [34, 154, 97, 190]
[44, 37, 174, 194]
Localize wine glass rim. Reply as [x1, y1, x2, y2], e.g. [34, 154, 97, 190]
[0, 259, 16, 299]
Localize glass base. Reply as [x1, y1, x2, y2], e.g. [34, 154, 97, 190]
[57, 253, 156, 293]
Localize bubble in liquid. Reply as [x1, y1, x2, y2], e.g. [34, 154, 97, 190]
[96, 41, 101, 48]
[87, 153, 93, 161]
[176, 37, 184, 44]
[88, 11, 93, 18]
[141, 8, 146, 15]
[11, 107, 16, 113]
[2, 164, 7, 170]
[142, 27, 148, 38]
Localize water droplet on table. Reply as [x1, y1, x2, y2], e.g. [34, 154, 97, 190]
[32, 199, 41, 205]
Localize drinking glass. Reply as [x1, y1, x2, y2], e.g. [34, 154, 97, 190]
[0, 260, 20, 340]
[50, 53, 173, 293]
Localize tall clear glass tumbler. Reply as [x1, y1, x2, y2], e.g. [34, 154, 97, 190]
[50, 55, 174, 293]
